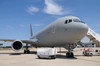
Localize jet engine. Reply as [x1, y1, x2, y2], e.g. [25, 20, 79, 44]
[11, 40, 23, 51]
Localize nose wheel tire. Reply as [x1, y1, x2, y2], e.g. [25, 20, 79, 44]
[65, 44, 74, 58]
[66, 52, 74, 58]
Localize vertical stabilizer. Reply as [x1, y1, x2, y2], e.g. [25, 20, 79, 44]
[30, 24, 33, 37]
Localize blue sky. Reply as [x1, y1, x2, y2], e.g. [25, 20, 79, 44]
[0, 0, 100, 46]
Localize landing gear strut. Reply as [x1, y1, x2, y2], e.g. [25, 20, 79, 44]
[66, 44, 74, 58]
[24, 44, 30, 54]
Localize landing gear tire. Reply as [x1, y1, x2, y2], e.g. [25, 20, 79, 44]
[66, 52, 74, 58]
[24, 44, 30, 54]
[24, 50, 30, 54]
[65, 44, 74, 58]
[26, 50, 30, 53]
[51, 55, 56, 59]
[24, 50, 26, 53]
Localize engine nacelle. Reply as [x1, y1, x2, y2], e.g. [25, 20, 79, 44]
[11, 40, 23, 51]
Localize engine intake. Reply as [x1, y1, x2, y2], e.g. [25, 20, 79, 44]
[11, 40, 23, 51]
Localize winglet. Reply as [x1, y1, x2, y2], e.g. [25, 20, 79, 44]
[30, 24, 33, 37]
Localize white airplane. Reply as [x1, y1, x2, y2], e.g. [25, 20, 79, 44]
[0, 16, 88, 57]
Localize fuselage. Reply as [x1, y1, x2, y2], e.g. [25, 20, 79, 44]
[31, 16, 88, 47]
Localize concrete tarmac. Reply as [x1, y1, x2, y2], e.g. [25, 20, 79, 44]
[0, 48, 100, 66]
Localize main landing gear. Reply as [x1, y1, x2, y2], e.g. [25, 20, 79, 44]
[24, 44, 30, 54]
[66, 44, 74, 58]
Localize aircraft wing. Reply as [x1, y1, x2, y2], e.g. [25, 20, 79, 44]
[21, 40, 38, 44]
[0, 39, 14, 42]
[0, 39, 38, 44]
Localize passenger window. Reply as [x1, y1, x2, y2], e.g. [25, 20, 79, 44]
[69, 19, 72, 23]
[65, 20, 68, 24]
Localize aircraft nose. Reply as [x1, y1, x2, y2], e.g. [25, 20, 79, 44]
[78, 23, 88, 32]
[73, 23, 88, 37]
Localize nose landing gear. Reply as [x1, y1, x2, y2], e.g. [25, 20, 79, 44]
[66, 52, 74, 58]
[65, 44, 74, 58]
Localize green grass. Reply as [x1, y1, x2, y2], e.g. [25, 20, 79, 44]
[0, 47, 27, 50]
[0, 48, 12, 50]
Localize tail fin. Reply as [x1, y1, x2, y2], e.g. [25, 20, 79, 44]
[30, 24, 33, 37]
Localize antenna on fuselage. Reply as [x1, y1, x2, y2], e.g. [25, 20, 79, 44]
[30, 24, 33, 37]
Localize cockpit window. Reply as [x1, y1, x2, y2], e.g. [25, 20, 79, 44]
[65, 19, 72, 24]
[69, 19, 72, 23]
[73, 19, 85, 23]
[65, 20, 68, 24]
[65, 19, 85, 24]
[73, 19, 80, 22]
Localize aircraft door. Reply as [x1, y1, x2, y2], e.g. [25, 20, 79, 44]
[52, 25, 55, 33]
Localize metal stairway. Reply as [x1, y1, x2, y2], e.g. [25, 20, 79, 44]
[86, 28, 100, 46]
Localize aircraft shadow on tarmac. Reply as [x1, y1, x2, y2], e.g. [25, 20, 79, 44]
[0, 51, 77, 59]
[56, 55, 77, 59]
[0, 51, 37, 55]
[1, 51, 100, 59]
[35, 55, 77, 60]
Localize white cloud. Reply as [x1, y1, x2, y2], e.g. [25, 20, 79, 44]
[7, 25, 13, 29]
[33, 24, 43, 27]
[20, 25, 25, 27]
[27, 6, 39, 15]
[44, 0, 70, 15]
